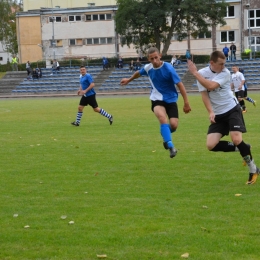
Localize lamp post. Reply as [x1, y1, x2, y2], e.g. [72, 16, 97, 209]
[246, 1, 252, 59]
[51, 0, 55, 60]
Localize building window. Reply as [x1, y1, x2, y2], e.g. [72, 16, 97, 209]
[248, 36, 260, 51]
[88, 3, 95, 6]
[100, 37, 106, 44]
[49, 16, 62, 22]
[86, 39, 92, 44]
[100, 14, 105, 20]
[49, 39, 63, 47]
[225, 6, 235, 17]
[69, 39, 83, 46]
[220, 31, 235, 43]
[85, 37, 114, 45]
[248, 9, 260, 28]
[93, 38, 99, 44]
[0, 57, 3, 61]
[85, 13, 112, 21]
[69, 15, 81, 22]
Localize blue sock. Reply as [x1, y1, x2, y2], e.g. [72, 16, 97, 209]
[160, 124, 174, 148]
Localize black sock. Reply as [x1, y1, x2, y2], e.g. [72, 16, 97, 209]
[211, 141, 236, 152]
[236, 141, 252, 159]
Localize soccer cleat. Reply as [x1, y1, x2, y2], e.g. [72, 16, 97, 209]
[71, 121, 80, 126]
[109, 115, 113, 125]
[246, 167, 260, 185]
[169, 147, 177, 158]
[253, 100, 256, 107]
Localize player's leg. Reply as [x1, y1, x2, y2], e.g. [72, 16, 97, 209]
[152, 102, 177, 158]
[90, 95, 113, 125]
[244, 88, 256, 106]
[71, 95, 87, 126]
[71, 104, 84, 126]
[207, 120, 237, 152]
[229, 106, 259, 184]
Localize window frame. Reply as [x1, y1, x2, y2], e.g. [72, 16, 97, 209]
[220, 30, 235, 43]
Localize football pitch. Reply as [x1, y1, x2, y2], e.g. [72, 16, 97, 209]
[1, 94, 260, 260]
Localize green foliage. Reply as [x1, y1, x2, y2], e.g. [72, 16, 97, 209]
[0, 0, 21, 55]
[115, 0, 228, 55]
[1, 95, 260, 259]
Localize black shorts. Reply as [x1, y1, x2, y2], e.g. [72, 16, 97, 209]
[208, 104, 246, 136]
[79, 94, 98, 108]
[244, 88, 247, 97]
[151, 100, 178, 119]
[235, 90, 244, 99]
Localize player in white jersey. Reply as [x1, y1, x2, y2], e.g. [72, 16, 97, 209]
[231, 66, 246, 113]
[120, 47, 191, 158]
[188, 51, 259, 184]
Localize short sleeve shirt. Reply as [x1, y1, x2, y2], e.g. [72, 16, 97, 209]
[139, 62, 181, 103]
[197, 66, 237, 115]
[80, 73, 95, 97]
[231, 71, 245, 92]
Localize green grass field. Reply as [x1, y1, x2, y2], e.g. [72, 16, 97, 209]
[1, 94, 260, 260]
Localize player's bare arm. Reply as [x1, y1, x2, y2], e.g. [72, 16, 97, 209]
[187, 60, 220, 91]
[176, 82, 191, 113]
[201, 91, 215, 123]
[120, 71, 141, 85]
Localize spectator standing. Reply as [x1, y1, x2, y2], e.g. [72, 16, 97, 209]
[129, 60, 134, 72]
[222, 45, 229, 60]
[102, 57, 109, 70]
[26, 61, 31, 75]
[11, 55, 18, 71]
[71, 66, 113, 127]
[230, 42, 236, 61]
[185, 50, 191, 60]
[117, 56, 123, 68]
[231, 66, 246, 113]
[188, 51, 259, 185]
[120, 47, 191, 159]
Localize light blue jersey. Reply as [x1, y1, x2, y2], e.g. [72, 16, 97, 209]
[139, 62, 181, 103]
[80, 73, 95, 97]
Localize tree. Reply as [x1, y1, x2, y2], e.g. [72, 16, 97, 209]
[0, 0, 21, 55]
[115, 0, 228, 55]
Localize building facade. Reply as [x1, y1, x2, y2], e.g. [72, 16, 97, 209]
[16, 0, 260, 64]
[23, 0, 117, 11]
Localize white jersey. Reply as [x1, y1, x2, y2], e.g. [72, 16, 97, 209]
[197, 66, 238, 115]
[231, 71, 245, 92]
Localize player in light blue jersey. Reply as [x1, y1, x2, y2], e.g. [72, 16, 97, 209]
[71, 66, 113, 126]
[120, 47, 191, 158]
[188, 51, 259, 184]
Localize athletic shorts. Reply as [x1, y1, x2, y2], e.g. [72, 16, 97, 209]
[151, 100, 178, 119]
[207, 104, 246, 136]
[244, 88, 247, 97]
[79, 94, 98, 108]
[235, 90, 244, 99]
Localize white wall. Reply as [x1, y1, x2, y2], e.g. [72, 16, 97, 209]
[0, 42, 12, 65]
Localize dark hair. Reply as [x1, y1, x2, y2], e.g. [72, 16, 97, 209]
[210, 51, 226, 62]
[80, 65, 86, 68]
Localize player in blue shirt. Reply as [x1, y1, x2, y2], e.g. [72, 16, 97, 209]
[120, 47, 191, 158]
[71, 66, 113, 126]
